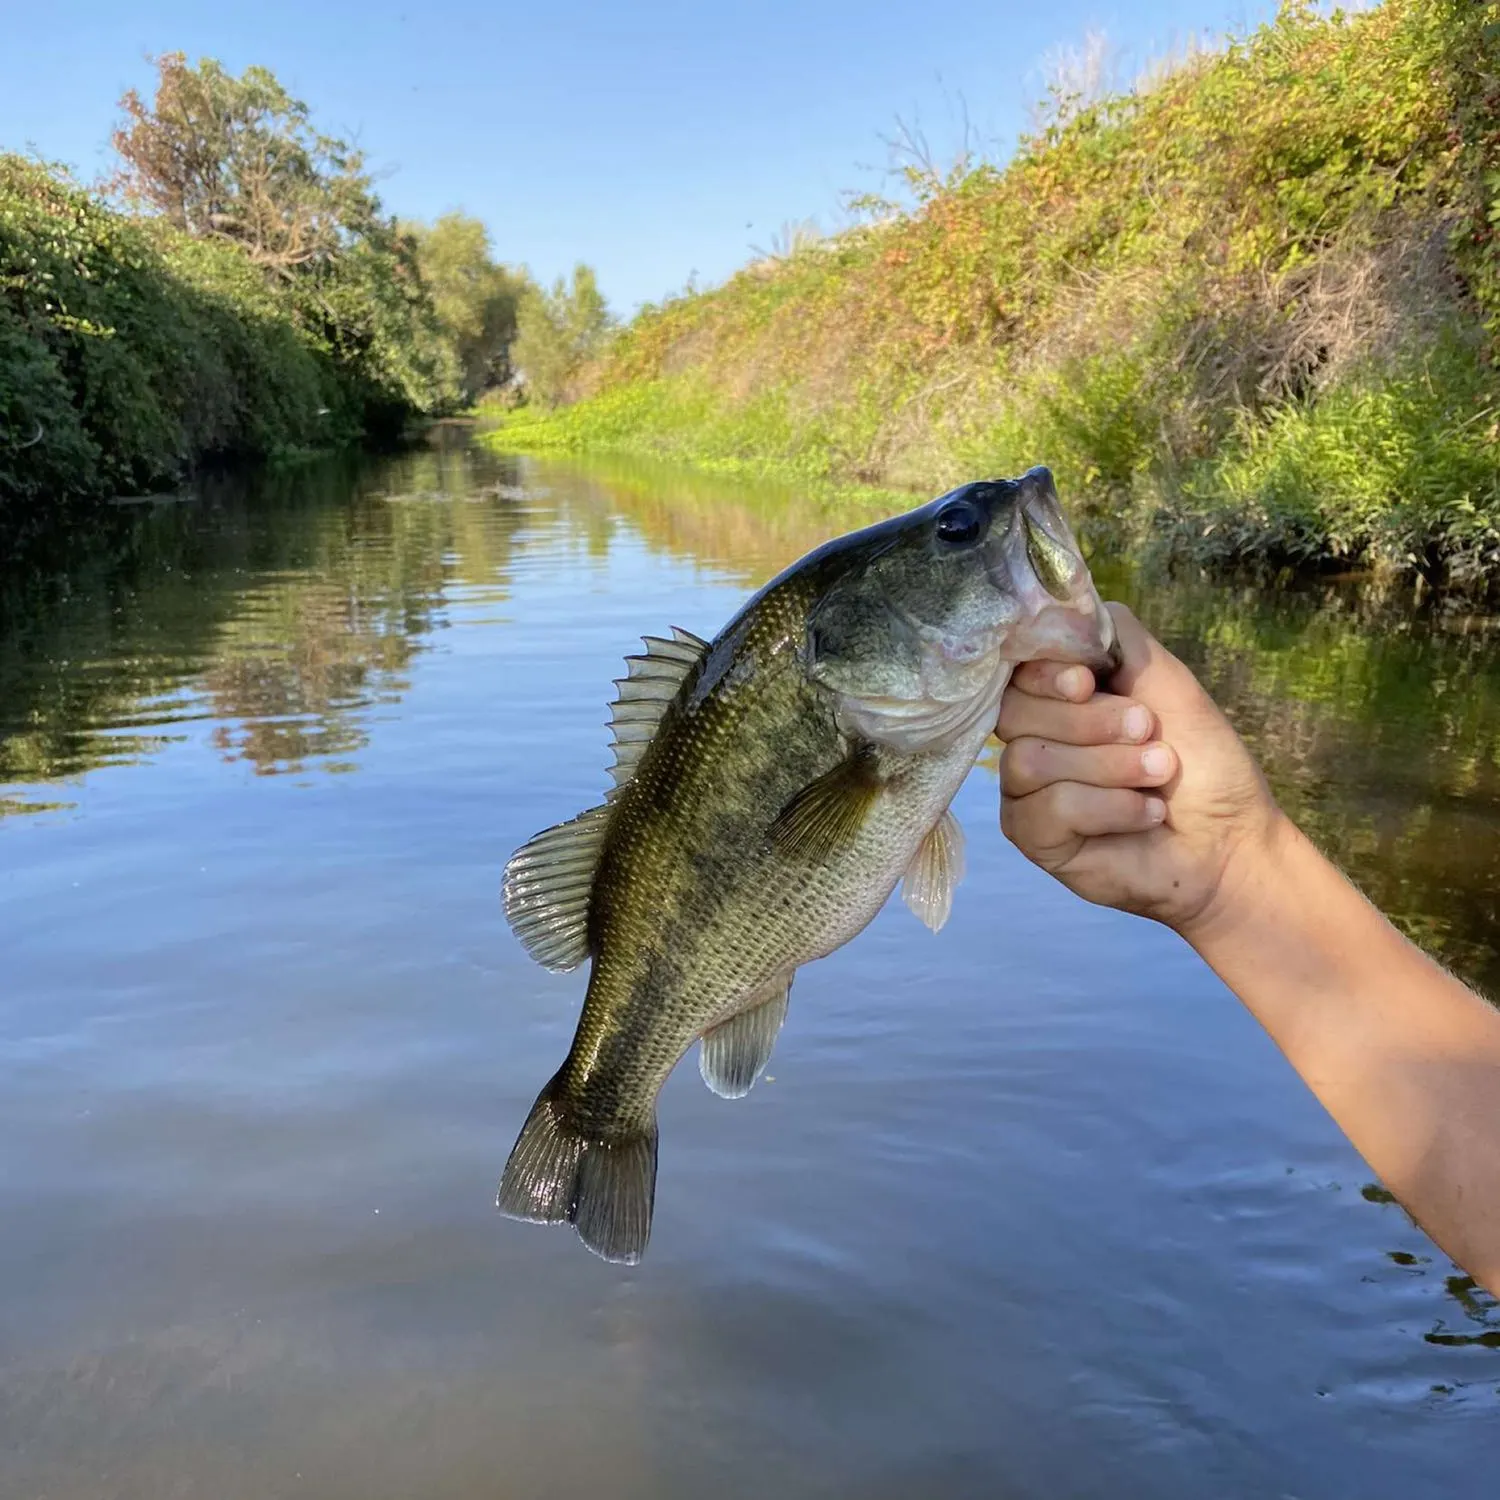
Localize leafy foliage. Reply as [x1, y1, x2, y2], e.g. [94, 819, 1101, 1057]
[111, 53, 381, 272]
[0, 152, 455, 506]
[485, 0, 1500, 588]
[1, 54, 489, 507]
[512, 264, 613, 407]
[405, 213, 523, 402]
[2, 155, 329, 503]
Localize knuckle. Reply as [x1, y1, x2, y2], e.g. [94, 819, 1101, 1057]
[998, 797, 1019, 841]
[996, 697, 1040, 740]
[1077, 701, 1113, 740]
[1012, 660, 1049, 692]
[1098, 746, 1133, 788]
[1005, 737, 1044, 788]
[997, 751, 1019, 795]
[1038, 779, 1076, 824]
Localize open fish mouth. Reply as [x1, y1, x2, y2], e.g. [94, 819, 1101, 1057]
[983, 466, 1119, 675]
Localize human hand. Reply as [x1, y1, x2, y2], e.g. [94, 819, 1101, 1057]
[995, 603, 1286, 937]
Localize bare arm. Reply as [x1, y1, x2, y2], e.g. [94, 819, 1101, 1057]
[996, 605, 1500, 1296]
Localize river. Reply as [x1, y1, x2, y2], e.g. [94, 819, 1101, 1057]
[2, 430, 1497, 1498]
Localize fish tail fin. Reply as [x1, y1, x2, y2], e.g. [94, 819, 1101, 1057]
[497, 1069, 658, 1265]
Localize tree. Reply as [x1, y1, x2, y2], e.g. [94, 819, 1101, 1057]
[108, 55, 459, 417]
[111, 53, 380, 273]
[404, 214, 522, 402]
[511, 264, 613, 407]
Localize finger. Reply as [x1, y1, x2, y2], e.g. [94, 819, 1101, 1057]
[1002, 782, 1166, 856]
[995, 688, 1156, 747]
[1009, 660, 1095, 703]
[1000, 739, 1178, 799]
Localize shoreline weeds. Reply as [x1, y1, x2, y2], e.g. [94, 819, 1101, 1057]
[476, 415, 1500, 603]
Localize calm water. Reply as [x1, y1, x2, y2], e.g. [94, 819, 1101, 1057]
[3, 432, 1498, 1499]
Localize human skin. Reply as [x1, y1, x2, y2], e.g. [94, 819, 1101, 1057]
[994, 604, 1500, 1298]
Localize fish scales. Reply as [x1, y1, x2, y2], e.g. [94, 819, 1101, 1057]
[578, 570, 977, 1125]
[497, 468, 1120, 1262]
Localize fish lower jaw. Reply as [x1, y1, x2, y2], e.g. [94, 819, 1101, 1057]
[1004, 592, 1116, 671]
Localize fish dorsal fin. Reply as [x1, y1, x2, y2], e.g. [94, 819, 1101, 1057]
[502, 627, 707, 972]
[607, 627, 709, 794]
[902, 809, 966, 933]
[503, 804, 611, 971]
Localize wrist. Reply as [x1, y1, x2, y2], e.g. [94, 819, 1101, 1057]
[1173, 804, 1301, 961]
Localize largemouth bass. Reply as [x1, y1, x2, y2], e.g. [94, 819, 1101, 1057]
[499, 467, 1118, 1262]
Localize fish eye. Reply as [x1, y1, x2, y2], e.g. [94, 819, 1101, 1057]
[934, 500, 983, 547]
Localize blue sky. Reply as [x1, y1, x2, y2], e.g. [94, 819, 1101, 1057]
[3, 0, 1278, 314]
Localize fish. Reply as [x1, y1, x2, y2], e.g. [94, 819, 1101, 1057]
[497, 466, 1119, 1263]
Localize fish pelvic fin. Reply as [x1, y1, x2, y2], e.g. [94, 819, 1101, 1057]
[902, 809, 966, 933]
[497, 1070, 659, 1265]
[699, 976, 792, 1099]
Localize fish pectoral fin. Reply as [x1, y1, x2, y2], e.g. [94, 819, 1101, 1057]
[902, 809, 967, 933]
[502, 803, 611, 971]
[768, 749, 882, 862]
[699, 977, 793, 1099]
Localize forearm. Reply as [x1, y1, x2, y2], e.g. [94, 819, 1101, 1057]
[1184, 816, 1500, 1296]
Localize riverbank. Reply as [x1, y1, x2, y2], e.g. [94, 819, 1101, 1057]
[482, 0, 1500, 591]
[0, 154, 451, 509]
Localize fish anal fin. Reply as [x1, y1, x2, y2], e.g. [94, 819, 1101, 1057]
[699, 977, 793, 1099]
[607, 628, 709, 794]
[902, 808, 966, 933]
[502, 804, 610, 971]
[769, 749, 882, 862]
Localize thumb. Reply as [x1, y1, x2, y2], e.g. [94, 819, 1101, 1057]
[1101, 604, 1203, 712]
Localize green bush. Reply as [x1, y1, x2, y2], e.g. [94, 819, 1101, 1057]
[1168, 335, 1500, 583]
[0, 154, 447, 507]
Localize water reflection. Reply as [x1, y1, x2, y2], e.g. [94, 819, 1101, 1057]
[0, 441, 527, 791]
[1425, 1275, 1500, 1350]
[4, 433, 1500, 1499]
[3, 438, 1497, 1000]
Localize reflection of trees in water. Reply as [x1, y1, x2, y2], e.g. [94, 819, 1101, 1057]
[532, 451, 895, 585]
[202, 579, 416, 775]
[1425, 1272, 1500, 1350]
[0, 440, 528, 794]
[3, 441, 1496, 995]
[1367, 1183, 1500, 1351]
[1117, 571, 1500, 998]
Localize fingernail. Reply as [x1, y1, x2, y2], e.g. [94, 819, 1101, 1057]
[1123, 705, 1151, 742]
[1058, 666, 1087, 698]
[1146, 797, 1167, 824]
[1140, 745, 1172, 778]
